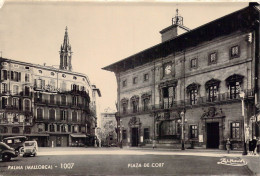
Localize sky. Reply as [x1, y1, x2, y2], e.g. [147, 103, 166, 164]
[0, 1, 249, 112]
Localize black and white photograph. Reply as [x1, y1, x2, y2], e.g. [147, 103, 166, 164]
[0, 0, 259, 175]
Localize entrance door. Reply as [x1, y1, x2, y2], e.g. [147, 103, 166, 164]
[57, 136, 61, 147]
[131, 128, 139, 147]
[207, 122, 219, 148]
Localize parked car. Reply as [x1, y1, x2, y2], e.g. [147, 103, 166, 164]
[0, 142, 19, 162]
[22, 141, 38, 157]
[2, 136, 27, 153]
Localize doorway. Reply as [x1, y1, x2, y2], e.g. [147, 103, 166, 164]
[207, 122, 219, 148]
[131, 128, 139, 147]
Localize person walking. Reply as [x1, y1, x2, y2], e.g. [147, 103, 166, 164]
[252, 136, 258, 155]
[226, 138, 231, 154]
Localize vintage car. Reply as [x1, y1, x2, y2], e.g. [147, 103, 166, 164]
[0, 142, 19, 162]
[2, 136, 27, 153]
[22, 141, 38, 157]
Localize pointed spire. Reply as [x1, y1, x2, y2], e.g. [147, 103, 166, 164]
[60, 26, 72, 71]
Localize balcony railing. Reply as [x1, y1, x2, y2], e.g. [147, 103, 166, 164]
[120, 89, 254, 115]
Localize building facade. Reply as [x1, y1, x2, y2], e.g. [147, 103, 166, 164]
[97, 108, 117, 147]
[0, 27, 101, 147]
[103, 3, 260, 149]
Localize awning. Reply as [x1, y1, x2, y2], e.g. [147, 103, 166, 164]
[26, 134, 50, 137]
[70, 134, 87, 138]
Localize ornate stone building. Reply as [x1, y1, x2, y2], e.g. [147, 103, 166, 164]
[103, 3, 260, 149]
[0, 27, 101, 147]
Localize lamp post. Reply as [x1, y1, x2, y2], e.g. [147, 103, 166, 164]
[239, 91, 248, 155]
[120, 119, 123, 148]
[178, 111, 187, 150]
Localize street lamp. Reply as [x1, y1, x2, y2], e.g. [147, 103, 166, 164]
[120, 119, 123, 148]
[178, 111, 187, 150]
[239, 91, 248, 155]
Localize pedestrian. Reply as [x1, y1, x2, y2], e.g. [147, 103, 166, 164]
[226, 138, 231, 154]
[252, 136, 258, 155]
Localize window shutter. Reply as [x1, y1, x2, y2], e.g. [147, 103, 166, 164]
[230, 123, 232, 139]
[18, 72, 21, 82]
[11, 71, 14, 80]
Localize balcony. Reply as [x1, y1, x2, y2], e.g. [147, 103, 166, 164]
[119, 89, 254, 115]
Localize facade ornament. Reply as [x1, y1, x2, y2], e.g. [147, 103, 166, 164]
[201, 107, 225, 119]
[128, 116, 141, 126]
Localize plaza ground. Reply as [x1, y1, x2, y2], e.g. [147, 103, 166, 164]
[0, 147, 259, 176]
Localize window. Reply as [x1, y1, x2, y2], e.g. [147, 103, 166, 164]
[226, 74, 243, 100]
[12, 127, 20, 134]
[205, 79, 220, 102]
[38, 70, 42, 74]
[231, 122, 240, 139]
[1, 70, 8, 80]
[10, 71, 20, 82]
[162, 86, 175, 109]
[49, 109, 55, 120]
[72, 111, 77, 122]
[68, 125, 71, 132]
[163, 63, 172, 77]
[13, 85, 19, 95]
[230, 45, 240, 59]
[159, 120, 180, 138]
[2, 97, 7, 108]
[208, 52, 217, 65]
[24, 99, 30, 111]
[57, 125, 60, 132]
[122, 80, 127, 87]
[50, 124, 55, 132]
[143, 99, 149, 111]
[2, 127, 8, 133]
[61, 125, 66, 132]
[187, 83, 200, 105]
[72, 96, 78, 106]
[132, 101, 138, 113]
[12, 98, 19, 109]
[190, 58, 197, 68]
[35, 79, 45, 89]
[25, 66, 30, 70]
[144, 73, 149, 81]
[51, 72, 55, 76]
[37, 108, 43, 120]
[144, 128, 150, 140]
[61, 95, 66, 105]
[73, 76, 77, 80]
[50, 94, 55, 104]
[122, 103, 127, 114]
[24, 86, 30, 96]
[2, 83, 7, 93]
[60, 110, 67, 121]
[229, 82, 240, 99]
[25, 73, 30, 82]
[123, 130, 127, 140]
[24, 127, 31, 134]
[190, 125, 198, 139]
[133, 77, 138, 84]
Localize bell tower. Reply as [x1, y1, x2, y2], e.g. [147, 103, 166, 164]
[59, 26, 72, 71]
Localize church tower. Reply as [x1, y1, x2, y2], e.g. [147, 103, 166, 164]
[59, 26, 72, 71]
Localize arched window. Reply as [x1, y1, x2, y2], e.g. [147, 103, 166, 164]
[121, 98, 129, 114]
[141, 93, 151, 111]
[49, 109, 55, 121]
[186, 83, 200, 105]
[12, 127, 20, 133]
[72, 111, 77, 122]
[205, 79, 221, 102]
[225, 74, 244, 99]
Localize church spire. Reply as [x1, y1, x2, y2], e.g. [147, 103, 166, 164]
[59, 26, 72, 71]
